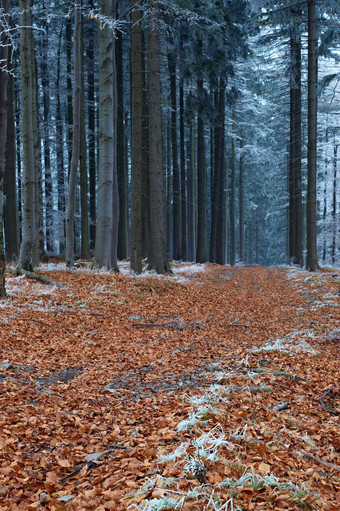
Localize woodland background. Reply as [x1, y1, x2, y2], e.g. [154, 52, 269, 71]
[0, 0, 339, 289]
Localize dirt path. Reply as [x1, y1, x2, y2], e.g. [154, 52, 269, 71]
[0, 264, 339, 510]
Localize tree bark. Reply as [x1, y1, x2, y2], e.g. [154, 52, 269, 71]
[289, 8, 303, 266]
[168, 44, 181, 260]
[130, 0, 143, 273]
[94, 0, 115, 268]
[80, 17, 90, 260]
[230, 107, 236, 266]
[56, 24, 65, 255]
[18, 0, 36, 272]
[238, 137, 244, 263]
[147, 0, 171, 273]
[179, 79, 187, 261]
[66, 0, 82, 267]
[306, 0, 319, 271]
[0, 0, 10, 296]
[196, 68, 207, 263]
[87, 0, 96, 252]
[116, 27, 127, 260]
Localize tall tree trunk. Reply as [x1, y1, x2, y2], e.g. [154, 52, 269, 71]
[230, 107, 236, 266]
[18, 0, 36, 272]
[130, 0, 143, 273]
[87, 0, 96, 252]
[196, 70, 207, 263]
[41, 6, 53, 253]
[331, 143, 338, 264]
[238, 137, 244, 263]
[179, 79, 187, 261]
[80, 18, 90, 259]
[94, 0, 115, 268]
[322, 128, 329, 262]
[32, 54, 40, 267]
[306, 0, 319, 271]
[147, 0, 171, 273]
[289, 7, 303, 266]
[187, 115, 196, 261]
[116, 27, 127, 260]
[110, 0, 119, 271]
[168, 44, 181, 260]
[0, 0, 10, 296]
[56, 24, 65, 255]
[215, 78, 226, 265]
[66, 16, 73, 166]
[141, 30, 150, 258]
[66, 0, 82, 267]
[4, 45, 19, 262]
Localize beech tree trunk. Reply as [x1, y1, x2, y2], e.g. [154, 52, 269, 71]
[147, 0, 171, 273]
[66, 0, 82, 267]
[56, 24, 65, 255]
[230, 107, 236, 266]
[306, 0, 319, 271]
[18, 0, 36, 272]
[87, 0, 96, 252]
[239, 138, 244, 263]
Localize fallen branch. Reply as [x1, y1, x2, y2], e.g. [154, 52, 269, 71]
[318, 388, 340, 416]
[7, 268, 63, 288]
[295, 450, 340, 473]
[252, 367, 308, 383]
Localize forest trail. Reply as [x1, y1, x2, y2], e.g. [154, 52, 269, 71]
[0, 263, 339, 510]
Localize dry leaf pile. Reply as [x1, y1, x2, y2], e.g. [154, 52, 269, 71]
[0, 263, 339, 510]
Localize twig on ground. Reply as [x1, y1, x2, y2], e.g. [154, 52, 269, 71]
[295, 450, 340, 473]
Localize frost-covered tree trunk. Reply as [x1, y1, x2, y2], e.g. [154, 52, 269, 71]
[230, 107, 236, 267]
[66, 0, 82, 267]
[130, 0, 143, 273]
[94, 0, 114, 268]
[306, 0, 319, 271]
[18, 0, 36, 272]
[87, 2, 96, 252]
[147, 0, 171, 273]
[331, 143, 338, 264]
[0, 0, 10, 296]
[179, 79, 187, 261]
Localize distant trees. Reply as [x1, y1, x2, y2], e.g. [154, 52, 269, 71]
[0, 0, 339, 284]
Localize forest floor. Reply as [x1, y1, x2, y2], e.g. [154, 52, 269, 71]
[0, 262, 339, 511]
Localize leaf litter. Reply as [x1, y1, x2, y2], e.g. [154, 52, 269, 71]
[0, 263, 339, 510]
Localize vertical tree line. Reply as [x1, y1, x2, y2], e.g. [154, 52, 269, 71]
[0, 0, 339, 289]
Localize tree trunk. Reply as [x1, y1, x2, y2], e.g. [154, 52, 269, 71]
[87, 0, 96, 252]
[110, 0, 119, 271]
[94, 0, 115, 268]
[306, 0, 319, 271]
[66, 16, 73, 166]
[187, 114, 196, 261]
[230, 107, 236, 266]
[4, 46, 19, 262]
[130, 0, 143, 273]
[238, 137, 244, 263]
[116, 27, 127, 260]
[18, 0, 36, 272]
[196, 71, 207, 263]
[80, 17, 90, 259]
[147, 0, 171, 273]
[168, 44, 181, 260]
[180, 79, 187, 261]
[66, 0, 82, 267]
[215, 78, 226, 265]
[331, 143, 338, 264]
[141, 30, 150, 258]
[0, 0, 10, 296]
[56, 24, 65, 256]
[289, 8, 303, 266]
[31, 54, 40, 267]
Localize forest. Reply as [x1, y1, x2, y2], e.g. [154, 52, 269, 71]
[0, 0, 338, 289]
[0, 1, 340, 510]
